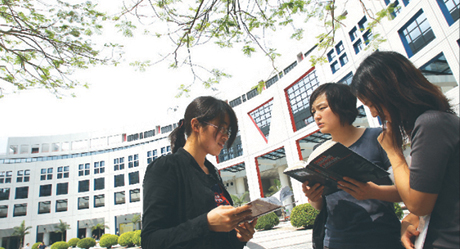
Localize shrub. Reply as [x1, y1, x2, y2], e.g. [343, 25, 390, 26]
[132, 230, 141, 247]
[118, 231, 135, 247]
[67, 238, 80, 248]
[50, 241, 69, 249]
[255, 212, 279, 230]
[290, 203, 320, 228]
[32, 242, 41, 249]
[394, 202, 404, 220]
[99, 234, 119, 249]
[76, 237, 96, 249]
[1, 247, 5, 249]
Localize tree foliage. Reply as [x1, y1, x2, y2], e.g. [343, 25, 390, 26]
[230, 191, 249, 207]
[0, 0, 121, 98]
[54, 219, 70, 241]
[91, 222, 109, 238]
[12, 220, 32, 248]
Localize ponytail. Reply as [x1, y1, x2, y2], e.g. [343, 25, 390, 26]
[169, 119, 186, 153]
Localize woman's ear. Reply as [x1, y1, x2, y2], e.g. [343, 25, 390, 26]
[190, 118, 200, 133]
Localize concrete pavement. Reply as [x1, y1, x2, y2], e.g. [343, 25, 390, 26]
[244, 221, 313, 249]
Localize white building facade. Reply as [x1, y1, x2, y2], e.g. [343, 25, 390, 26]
[0, 0, 458, 248]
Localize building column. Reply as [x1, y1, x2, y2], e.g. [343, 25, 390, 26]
[235, 177, 246, 195]
[277, 165, 294, 212]
[43, 232, 50, 245]
[86, 228, 92, 238]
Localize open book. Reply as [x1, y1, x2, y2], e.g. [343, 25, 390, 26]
[242, 196, 283, 222]
[284, 140, 389, 195]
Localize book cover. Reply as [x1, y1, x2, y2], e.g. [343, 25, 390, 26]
[284, 140, 389, 195]
[242, 196, 283, 222]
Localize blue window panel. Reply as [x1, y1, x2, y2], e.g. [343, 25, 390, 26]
[349, 27, 358, 42]
[327, 49, 336, 62]
[339, 53, 349, 66]
[358, 16, 368, 32]
[335, 41, 344, 55]
[331, 61, 340, 74]
[363, 30, 372, 45]
[386, 0, 402, 18]
[399, 10, 435, 57]
[353, 39, 364, 54]
[339, 72, 353, 85]
[437, 0, 460, 25]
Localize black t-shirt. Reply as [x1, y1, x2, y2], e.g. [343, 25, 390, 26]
[409, 110, 459, 249]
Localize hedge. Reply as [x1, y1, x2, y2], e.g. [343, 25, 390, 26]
[255, 212, 279, 230]
[50, 241, 69, 249]
[67, 238, 80, 248]
[76, 237, 96, 249]
[394, 202, 404, 220]
[290, 203, 319, 228]
[118, 231, 135, 247]
[132, 230, 141, 247]
[99, 234, 119, 249]
[32, 242, 41, 249]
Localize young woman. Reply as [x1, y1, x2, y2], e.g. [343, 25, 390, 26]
[351, 51, 459, 249]
[302, 83, 403, 249]
[141, 96, 257, 249]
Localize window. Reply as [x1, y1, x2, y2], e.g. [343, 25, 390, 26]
[0, 171, 12, 183]
[94, 178, 105, 191]
[147, 150, 157, 164]
[39, 184, 52, 197]
[13, 203, 27, 217]
[114, 174, 125, 187]
[94, 194, 105, 208]
[115, 191, 125, 205]
[353, 39, 364, 54]
[42, 143, 50, 153]
[78, 180, 90, 193]
[399, 10, 435, 57]
[327, 49, 336, 62]
[339, 54, 349, 66]
[385, 0, 403, 19]
[129, 172, 140, 185]
[114, 157, 125, 171]
[15, 187, 28, 199]
[56, 199, 68, 212]
[78, 163, 90, 176]
[20, 145, 29, 154]
[330, 61, 340, 73]
[78, 196, 89, 210]
[130, 189, 140, 203]
[0, 205, 7, 218]
[9, 145, 18, 155]
[57, 166, 69, 179]
[38, 201, 51, 214]
[358, 16, 368, 31]
[286, 70, 320, 131]
[339, 72, 354, 85]
[56, 183, 68, 195]
[16, 170, 30, 183]
[249, 99, 274, 142]
[31, 145, 39, 154]
[40, 168, 53, 180]
[437, 0, 459, 25]
[327, 41, 347, 74]
[128, 154, 139, 168]
[94, 161, 105, 174]
[0, 188, 10, 201]
[52, 143, 60, 152]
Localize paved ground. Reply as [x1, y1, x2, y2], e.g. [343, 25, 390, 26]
[244, 221, 313, 249]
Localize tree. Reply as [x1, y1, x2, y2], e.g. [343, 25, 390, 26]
[0, 0, 122, 98]
[91, 223, 109, 239]
[54, 219, 70, 241]
[267, 179, 282, 197]
[131, 214, 142, 230]
[12, 220, 32, 248]
[118, 0, 396, 96]
[230, 191, 249, 207]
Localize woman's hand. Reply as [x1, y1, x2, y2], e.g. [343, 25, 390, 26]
[337, 177, 378, 200]
[301, 181, 324, 202]
[207, 205, 252, 232]
[378, 122, 398, 156]
[235, 219, 257, 242]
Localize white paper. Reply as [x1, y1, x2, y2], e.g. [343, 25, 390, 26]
[414, 214, 430, 249]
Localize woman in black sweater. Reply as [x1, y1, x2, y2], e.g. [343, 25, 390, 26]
[141, 96, 257, 249]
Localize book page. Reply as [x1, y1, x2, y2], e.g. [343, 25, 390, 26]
[306, 140, 337, 165]
[414, 215, 430, 249]
[243, 198, 282, 221]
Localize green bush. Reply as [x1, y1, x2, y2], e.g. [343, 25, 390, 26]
[118, 231, 135, 247]
[67, 238, 80, 248]
[1, 247, 5, 249]
[132, 230, 141, 247]
[50, 241, 69, 249]
[99, 234, 119, 249]
[290, 203, 320, 228]
[394, 202, 404, 220]
[32, 242, 41, 249]
[255, 212, 279, 230]
[76, 237, 96, 249]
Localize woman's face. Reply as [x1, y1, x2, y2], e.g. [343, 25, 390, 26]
[198, 114, 231, 156]
[359, 98, 391, 123]
[311, 93, 342, 134]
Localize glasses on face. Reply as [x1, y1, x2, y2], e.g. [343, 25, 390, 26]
[203, 122, 231, 136]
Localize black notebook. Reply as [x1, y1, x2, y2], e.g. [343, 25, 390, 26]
[284, 140, 389, 195]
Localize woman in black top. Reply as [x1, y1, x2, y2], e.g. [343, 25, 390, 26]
[351, 51, 459, 249]
[141, 96, 257, 249]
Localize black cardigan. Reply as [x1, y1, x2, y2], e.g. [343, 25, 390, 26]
[141, 148, 246, 249]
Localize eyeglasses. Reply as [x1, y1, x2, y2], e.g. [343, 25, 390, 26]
[203, 122, 231, 136]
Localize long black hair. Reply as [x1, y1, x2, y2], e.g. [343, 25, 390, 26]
[350, 51, 453, 153]
[169, 96, 238, 153]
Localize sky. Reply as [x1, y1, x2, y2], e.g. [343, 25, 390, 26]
[0, 0, 321, 151]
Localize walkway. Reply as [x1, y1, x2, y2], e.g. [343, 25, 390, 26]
[244, 221, 313, 249]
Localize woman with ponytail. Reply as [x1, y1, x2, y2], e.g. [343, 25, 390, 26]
[141, 96, 257, 249]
